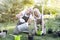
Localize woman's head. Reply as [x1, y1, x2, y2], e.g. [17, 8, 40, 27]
[34, 8, 41, 17]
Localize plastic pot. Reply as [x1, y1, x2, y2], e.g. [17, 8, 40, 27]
[28, 35, 34, 40]
[3, 30, 7, 34]
[0, 30, 1, 33]
[14, 35, 22, 40]
[48, 28, 53, 34]
[36, 30, 42, 36]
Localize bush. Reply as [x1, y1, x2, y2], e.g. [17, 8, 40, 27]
[45, 19, 60, 32]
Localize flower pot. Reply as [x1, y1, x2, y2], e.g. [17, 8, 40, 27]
[28, 35, 34, 40]
[56, 31, 60, 37]
[48, 28, 53, 34]
[3, 30, 7, 34]
[0, 30, 1, 33]
[14, 35, 22, 40]
[36, 30, 42, 36]
[53, 32, 58, 38]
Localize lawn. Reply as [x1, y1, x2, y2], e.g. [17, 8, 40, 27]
[0, 19, 60, 40]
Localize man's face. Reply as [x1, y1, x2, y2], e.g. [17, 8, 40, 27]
[26, 9, 33, 15]
[27, 9, 30, 14]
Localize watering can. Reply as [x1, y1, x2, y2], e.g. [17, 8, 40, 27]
[14, 35, 22, 40]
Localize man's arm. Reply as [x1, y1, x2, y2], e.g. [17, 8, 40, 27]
[27, 15, 34, 25]
[16, 10, 25, 19]
[27, 18, 32, 25]
[16, 12, 22, 19]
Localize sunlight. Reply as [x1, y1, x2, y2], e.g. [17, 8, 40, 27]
[34, 0, 41, 4]
[47, 0, 51, 7]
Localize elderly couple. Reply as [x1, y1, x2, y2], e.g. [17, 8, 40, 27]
[13, 8, 43, 35]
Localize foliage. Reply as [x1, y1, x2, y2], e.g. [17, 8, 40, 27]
[45, 18, 60, 31]
[0, 0, 23, 22]
[0, 0, 60, 23]
[34, 5, 42, 13]
[0, 0, 34, 23]
[55, 14, 60, 22]
[44, 6, 57, 15]
[0, 21, 60, 40]
[21, 0, 35, 6]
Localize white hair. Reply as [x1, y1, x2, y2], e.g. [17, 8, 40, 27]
[27, 7, 33, 12]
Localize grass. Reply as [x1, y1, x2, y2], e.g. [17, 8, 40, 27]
[0, 19, 60, 40]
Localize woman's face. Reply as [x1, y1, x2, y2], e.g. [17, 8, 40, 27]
[34, 11, 39, 17]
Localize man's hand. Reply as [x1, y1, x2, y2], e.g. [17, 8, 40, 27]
[16, 14, 20, 19]
[27, 18, 32, 25]
[16, 12, 22, 19]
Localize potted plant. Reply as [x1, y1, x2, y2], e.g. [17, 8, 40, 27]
[28, 27, 34, 40]
[28, 33, 34, 40]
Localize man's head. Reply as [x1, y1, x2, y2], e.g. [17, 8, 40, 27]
[26, 8, 33, 15]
